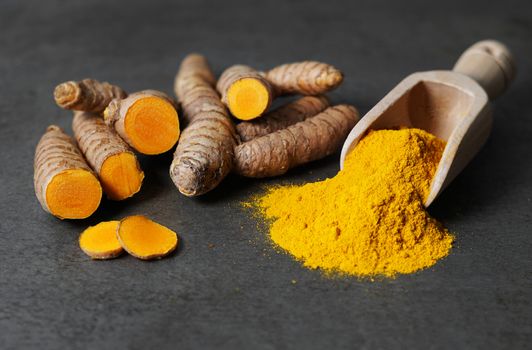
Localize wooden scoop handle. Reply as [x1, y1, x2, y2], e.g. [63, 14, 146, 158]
[453, 40, 515, 100]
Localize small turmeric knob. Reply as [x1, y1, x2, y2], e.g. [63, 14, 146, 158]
[54, 81, 80, 108]
[54, 78, 126, 113]
[265, 61, 344, 95]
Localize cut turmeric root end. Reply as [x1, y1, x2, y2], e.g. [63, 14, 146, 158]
[117, 215, 178, 260]
[100, 152, 144, 200]
[124, 96, 180, 155]
[46, 169, 102, 219]
[227, 78, 271, 120]
[79, 221, 123, 259]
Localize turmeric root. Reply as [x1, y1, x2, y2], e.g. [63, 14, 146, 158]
[72, 111, 144, 200]
[216, 65, 274, 120]
[79, 221, 123, 259]
[170, 53, 237, 196]
[34, 125, 102, 219]
[234, 105, 359, 177]
[174, 53, 226, 124]
[54, 79, 126, 113]
[104, 90, 180, 155]
[265, 61, 343, 95]
[117, 215, 178, 260]
[236, 95, 330, 142]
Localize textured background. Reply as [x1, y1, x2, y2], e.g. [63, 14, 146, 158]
[1, 0, 531, 349]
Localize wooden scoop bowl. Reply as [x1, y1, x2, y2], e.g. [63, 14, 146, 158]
[340, 40, 515, 206]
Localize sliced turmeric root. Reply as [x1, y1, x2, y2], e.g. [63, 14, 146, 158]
[117, 215, 178, 260]
[99, 153, 144, 200]
[46, 169, 102, 219]
[34, 125, 102, 219]
[226, 78, 271, 120]
[105, 90, 180, 155]
[79, 221, 123, 259]
[72, 111, 144, 200]
[217, 65, 273, 120]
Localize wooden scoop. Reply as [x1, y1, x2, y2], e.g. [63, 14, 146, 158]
[340, 40, 515, 206]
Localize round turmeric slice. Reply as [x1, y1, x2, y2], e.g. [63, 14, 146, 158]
[79, 221, 123, 259]
[117, 215, 178, 260]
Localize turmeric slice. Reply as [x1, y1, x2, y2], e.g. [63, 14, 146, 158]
[54, 78, 126, 113]
[265, 61, 343, 95]
[170, 53, 237, 196]
[73, 111, 144, 200]
[105, 90, 180, 155]
[34, 125, 102, 219]
[236, 95, 330, 142]
[79, 221, 123, 259]
[216, 65, 274, 120]
[234, 105, 359, 177]
[117, 215, 178, 260]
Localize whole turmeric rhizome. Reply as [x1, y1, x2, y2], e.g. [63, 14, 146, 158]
[79, 215, 178, 261]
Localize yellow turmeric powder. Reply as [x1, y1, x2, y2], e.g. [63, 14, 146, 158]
[253, 128, 454, 278]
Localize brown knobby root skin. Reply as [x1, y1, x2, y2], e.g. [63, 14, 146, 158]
[54, 78, 126, 113]
[104, 90, 180, 155]
[216, 65, 274, 120]
[79, 221, 123, 260]
[234, 104, 359, 177]
[174, 54, 225, 124]
[236, 95, 330, 142]
[72, 111, 144, 200]
[170, 53, 237, 196]
[34, 125, 102, 219]
[117, 215, 178, 260]
[265, 61, 343, 95]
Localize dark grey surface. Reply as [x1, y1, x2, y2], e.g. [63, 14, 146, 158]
[1, 0, 531, 349]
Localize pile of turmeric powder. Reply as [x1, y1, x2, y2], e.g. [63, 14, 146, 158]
[253, 128, 454, 277]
